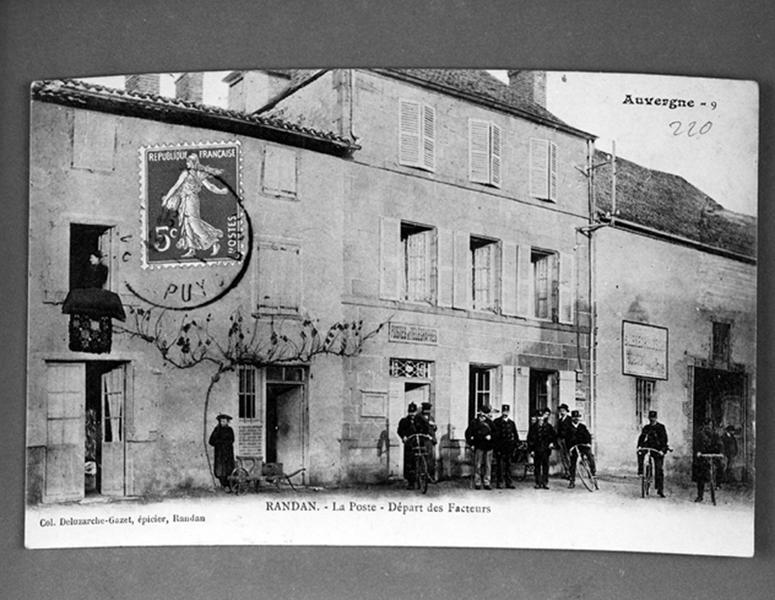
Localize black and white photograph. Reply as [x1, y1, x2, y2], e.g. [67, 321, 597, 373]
[24, 67, 756, 556]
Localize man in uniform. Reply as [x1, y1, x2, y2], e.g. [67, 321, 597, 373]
[397, 402, 419, 489]
[492, 404, 519, 489]
[556, 403, 573, 480]
[414, 402, 438, 482]
[465, 405, 495, 490]
[637, 410, 669, 498]
[567, 410, 596, 488]
[528, 408, 556, 489]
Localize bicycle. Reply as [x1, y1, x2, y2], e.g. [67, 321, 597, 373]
[405, 433, 434, 494]
[696, 452, 724, 506]
[569, 443, 598, 491]
[637, 447, 671, 498]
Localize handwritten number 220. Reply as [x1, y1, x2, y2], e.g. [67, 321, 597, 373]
[669, 120, 713, 137]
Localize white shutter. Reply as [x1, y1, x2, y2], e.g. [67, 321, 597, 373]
[548, 142, 558, 202]
[98, 227, 114, 291]
[529, 138, 549, 199]
[490, 123, 502, 187]
[558, 251, 575, 324]
[423, 229, 435, 303]
[501, 365, 516, 416]
[501, 241, 518, 316]
[379, 217, 401, 300]
[469, 119, 490, 183]
[422, 105, 436, 171]
[399, 100, 421, 167]
[449, 362, 469, 440]
[516, 244, 533, 317]
[387, 380, 405, 477]
[263, 146, 280, 193]
[452, 231, 471, 310]
[437, 228, 454, 307]
[515, 367, 531, 438]
[559, 370, 576, 412]
[258, 243, 301, 310]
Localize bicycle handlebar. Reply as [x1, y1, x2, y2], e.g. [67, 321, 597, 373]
[697, 453, 724, 458]
[569, 443, 591, 452]
[405, 433, 434, 442]
[637, 447, 671, 456]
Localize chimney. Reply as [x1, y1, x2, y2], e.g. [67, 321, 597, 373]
[175, 72, 204, 104]
[124, 74, 160, 95]
[507, 70, 546, 107]
[223, 70, 292, 113]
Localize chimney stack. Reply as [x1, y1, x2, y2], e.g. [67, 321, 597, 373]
[175, 72, 204, 104]
[507, 70, 546, 107]
[124, 74, 160, 96]
[223, 70, 293, 113]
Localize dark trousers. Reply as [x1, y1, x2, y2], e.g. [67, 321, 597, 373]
[637, 452, 664, 493]
[569, 447, 596, 480]
[494, 450, 514, 486]
[534, 451, 550, 486]
[558, 439, 571, 478]
[218, 476, 230, 488]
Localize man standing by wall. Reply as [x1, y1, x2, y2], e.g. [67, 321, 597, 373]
[528, 408, 556, 489]
[556, 403, 573, 480]
[492, 404, 519, 489]
[465, 406, 495, 490]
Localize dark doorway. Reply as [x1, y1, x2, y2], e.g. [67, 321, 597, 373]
[265, 383, 305, 471]
[529, 369, 558, 417]
[84, 361, 125, 496]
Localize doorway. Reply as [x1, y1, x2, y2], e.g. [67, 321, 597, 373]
[529, 369, 559, 416]
[264, 368, 306, 478]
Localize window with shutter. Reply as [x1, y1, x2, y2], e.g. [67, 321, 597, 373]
[263, 145, 298, 198]
[529, 138, 558, 201]
[470, 236, 499, 312]
[257, 240, 301, 312]
[401, 223, 436, 303]
[531, 249, 558, 320]
[469, 120, 502, 187]
[399, 100, 435, 172]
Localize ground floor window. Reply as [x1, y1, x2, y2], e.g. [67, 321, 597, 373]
[635, 378, 655, 427]
[529, 368, 558, 415]
[468, 365, 495, 422]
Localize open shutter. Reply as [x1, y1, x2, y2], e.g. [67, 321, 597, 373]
[558, 251, 575, 324]
[387, 380, 405, 478]
[422, 105, 436, 171]
[501, 365, 516, 416]
[399, 100, 421, 167]
[98, 228, 114, 291]
[529, 138, 549, 198]
[501, 241, 518, 316]
[379, 217, 401, 300]
[101, 366, 125, 496]
[515, 367, 530, 438]
[516, 244, 533, 317]
[449, 362, 469, 440]
[423, 229, 435, 303]
[490, 124, 502, 187]
[437, 228, 454, 307]
[44, 363, 85, 503]
[452, 231, 471, 309]
[469, 119, 490, 183]
[548, 142, 558, 202]
[559, 370, 576, 413]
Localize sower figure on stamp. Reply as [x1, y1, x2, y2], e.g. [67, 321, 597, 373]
[414, 402, 438, 482]
[693, 418, 723, 502]
[465, 405, 495, 490]
[637, 410, 669, 498]
[556, 403, 573, 480]
[492, 404, 519, 489]
[397, 402, 419, 489]
[567, 410, 596, 488]
[208, 414, 235, 491]
[528, 408, 556, 489]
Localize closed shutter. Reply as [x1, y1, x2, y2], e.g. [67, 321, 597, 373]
[469, 119, 490, 183]
[559, 371, 576, 412]
[558, 251, 575, 324]
[501, 241, 518, 316]
[529, 138, 549, 199]
[548, 142, 558, 202]
[258, 242, 301, 310]
[379, 217, 401, 300]
[501, 365, 516, 416]
[516, 244, 533, 317]
[449, 362, 469, 440]
[422, 105, 436, 171]
[452, 231, 471, 309]
[72, 110, 116, 172]
[399, 100, 421, 167]
[490, 123, 502, 187]
[263, 145, 298, 196]
[515, 367, 531, 438]
[437, 228, 454, 307]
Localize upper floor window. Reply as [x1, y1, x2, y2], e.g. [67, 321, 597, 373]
[531, 249, 557, 320]
[72, 110, 116, 173]
[263, 145, 298, 198]
[469, 119, 501, 187]
[398, 100, 435, 172]
[401, 222, 436, 303]
[712, 321, 731, 365]
[470, 236, 499, 312]
[257, 239, 301, 313]
[529, 138, 557, 201]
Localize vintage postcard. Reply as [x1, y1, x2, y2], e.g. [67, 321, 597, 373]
[25, 69, 757, 556]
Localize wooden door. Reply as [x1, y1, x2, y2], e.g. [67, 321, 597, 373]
[101, 365, 125, 496]
[44, 363, 85, 503]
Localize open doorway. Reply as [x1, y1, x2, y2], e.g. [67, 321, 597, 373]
[84, 362, 125, 497]
[529, 369, 558, 416]
[70, 223, 114, 290]
[264, 366, 307, 478]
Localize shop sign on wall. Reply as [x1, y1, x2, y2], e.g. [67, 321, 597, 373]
[622, 320, 668, 380]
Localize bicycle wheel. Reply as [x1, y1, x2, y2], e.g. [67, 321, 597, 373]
[709, 463, 716, 506]
[416, 456, 429, 494]
[577, 457, 595, 492]
[230, 467, 249, 495]
[643, 460, 652, 497]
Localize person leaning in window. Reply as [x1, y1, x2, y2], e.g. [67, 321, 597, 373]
[637, 410, 668, 498]
[208, 414, 235, 491]
[567, 410, 596, 488]
[397, 402, 419, 489]
[465, 405, 495, 490]
[492, 404, 519, 489]
[528, 408, 556, 489]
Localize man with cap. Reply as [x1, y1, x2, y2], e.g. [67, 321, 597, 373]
[465, 405, 495, 490]
[556, 403, 573, 480]
[637, 410, 669, 497]
[397, 402, 419, 489]
[208, 414, 235, 490]
[414, 402, 438, 482]
[528, 408, 556, 489]
[567, 410, 596, 488]
[492, 404, 519, 489]
[693, 418, 723, 502]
